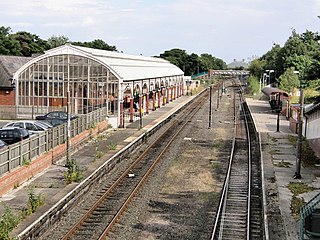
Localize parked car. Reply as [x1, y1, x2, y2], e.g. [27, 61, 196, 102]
[0, 127, 30, 144]
[35, 120, 53, 129]
[41, 118, 67, 127]
[0, 139, 7, 150]
[35, 111, 77, 126]
[3, 120, 50, 134]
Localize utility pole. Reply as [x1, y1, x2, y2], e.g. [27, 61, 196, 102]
[66, 54, 71, 165]
[208, 86, 212, 128]
[217, 86, 220, 109]
[233, 89, 236, 120]
[294, 89, 304, 179]
[276, 93, 281, 132]
[139, 95, 143, 129]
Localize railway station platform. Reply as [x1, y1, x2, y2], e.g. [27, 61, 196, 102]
[247, 98, 320, 240]
[2, 92, 319, 239]
[0, 94, 196, 237]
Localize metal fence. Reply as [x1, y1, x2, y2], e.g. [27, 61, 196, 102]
[121, 111, 144, 129]
[299, 193, 320, 240]
[0, 105, 67, 120]
[0, 108, 106, 176]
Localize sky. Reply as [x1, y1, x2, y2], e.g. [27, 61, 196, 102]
[0, 0, 319, 64]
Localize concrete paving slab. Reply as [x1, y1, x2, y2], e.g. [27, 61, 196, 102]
[272, 155, 297, 161]
[272, 160, 293, 166]
[271, 145, 295, 149]
[312, 178, 320, 189]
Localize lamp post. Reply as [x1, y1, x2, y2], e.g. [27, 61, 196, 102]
[293, 70, 303, 179]
[276, 93, 281, 132]
[208, 86, 212, 128]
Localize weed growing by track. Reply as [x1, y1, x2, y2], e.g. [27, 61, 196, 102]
[21, 188, 45, 216]
[95, 151, 103, 160]
[64, 158, 82, 183]
[108, 142, 117, 150]
[0, 205, 19, 240]
[274, 160, 292, 168]
[288, 182, 317, 220]
[212, 139, 224, 151]
[0, 188, 44, 239]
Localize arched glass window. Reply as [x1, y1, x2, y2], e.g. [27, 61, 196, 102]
[17, 55, 118, 115]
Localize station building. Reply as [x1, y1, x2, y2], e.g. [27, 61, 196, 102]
[0, 44, 185, 127]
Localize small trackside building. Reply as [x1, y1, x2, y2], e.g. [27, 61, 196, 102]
[5, 44, 184, 127]
[305, 102, 320, 157]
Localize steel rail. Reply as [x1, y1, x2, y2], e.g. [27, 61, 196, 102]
[243, 101, 252, 239]
[211, 83, 253, 240]
[210, 87, 239, 240]
[62, 87, 209, 240]
[98, 91, 205, 239]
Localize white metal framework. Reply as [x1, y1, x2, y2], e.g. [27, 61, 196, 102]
[13, 44, 184, 125]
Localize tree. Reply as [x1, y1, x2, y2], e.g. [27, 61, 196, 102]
[261, 44, 283, 77]
[160, 48, 188, 72]
[261, 30, 320, 86]
[0, 26, 21, 55]
[284, 54, 313, 82]
[214, 58, 227, 70]
[159, 49, 226, 75]
[278, 67, 300, 94]
[248, 58, 266, 78]
[185, 53, 201, 75]
[247, 75, 260, 94]
[199, 53, 227, 70]
[72, 39, 117, 51]
[11, 31, 49, 56]
[47, 35, 69, 48]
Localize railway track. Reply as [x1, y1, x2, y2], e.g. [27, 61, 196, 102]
[43, 87, 209, 240]
[210, 85, 264, 240]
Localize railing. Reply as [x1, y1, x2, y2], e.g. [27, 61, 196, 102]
[300, 192, 320, 240]
[123, 111, 142, 125]
[0, 104, 107, 120]
[191, 71, 209, 79]
[0, 105, 66, 120]
[0, 108, 106, 176]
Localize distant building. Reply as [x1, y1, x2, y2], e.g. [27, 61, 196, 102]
[227, 59, 249, 69]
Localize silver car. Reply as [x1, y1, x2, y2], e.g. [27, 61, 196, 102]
[2, 120, 52, 134]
